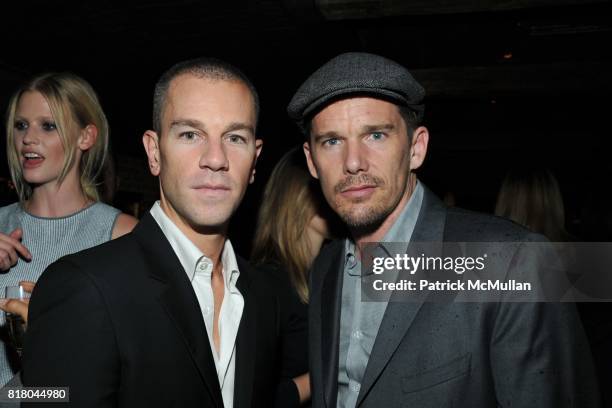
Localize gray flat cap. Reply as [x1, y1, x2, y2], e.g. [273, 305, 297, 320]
[287, 52, 425, 122]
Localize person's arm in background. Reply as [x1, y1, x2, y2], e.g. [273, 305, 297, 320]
[0, 228, 33, 321]
[292, 373, 311, 403]
[0, 280, 34, 322]
[0, 228, 31, 270]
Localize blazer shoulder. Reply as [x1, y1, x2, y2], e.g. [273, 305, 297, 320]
[445, 207, 540, 242]
[55, 232, 143, 279]
[318, 239, 344, 260]
[312, 239, 343, 269]
[308, 239, 344, 290]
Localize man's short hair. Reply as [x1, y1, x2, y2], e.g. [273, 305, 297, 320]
[152, 57, 260, 134]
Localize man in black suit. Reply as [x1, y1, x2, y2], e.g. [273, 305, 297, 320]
[287, 52, 600, 407]
[22, 58, 280, 407]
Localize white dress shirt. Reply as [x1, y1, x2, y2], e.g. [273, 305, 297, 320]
[150, 202, 244, 408]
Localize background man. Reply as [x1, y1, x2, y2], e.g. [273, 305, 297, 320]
[22, 58, 281, 407]
[288, 52, 599, 408]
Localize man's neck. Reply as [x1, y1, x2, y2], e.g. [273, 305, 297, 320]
[353, 175, 417, 255]
[159, 200, 227, 268]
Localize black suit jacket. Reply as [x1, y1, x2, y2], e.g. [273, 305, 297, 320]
[309, 186, 600, 408]
[22, 213, 281, 407]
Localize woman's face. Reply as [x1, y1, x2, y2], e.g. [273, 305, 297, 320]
[13, 91, 67, 187]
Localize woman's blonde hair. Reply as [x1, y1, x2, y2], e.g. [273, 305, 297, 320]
[495, 168, 570, 241]
[252, 147, 332, 303]
[5, 72, 109, 202]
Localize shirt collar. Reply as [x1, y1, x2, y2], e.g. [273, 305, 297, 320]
[150, 201, 240, 289]
[383, 179, 424, 245]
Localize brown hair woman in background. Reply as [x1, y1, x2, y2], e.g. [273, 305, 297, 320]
[252, 146, 342, 407]
[495, 167, 570, 242]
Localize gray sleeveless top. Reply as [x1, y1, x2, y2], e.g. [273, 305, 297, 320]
[0, 201, 120, 387]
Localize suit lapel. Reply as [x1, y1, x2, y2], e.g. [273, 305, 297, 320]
[320, 240, 345, 408]
[134, 214, 223, 408]
[356, 187, 447, 406]
[233, 257, 255, 408]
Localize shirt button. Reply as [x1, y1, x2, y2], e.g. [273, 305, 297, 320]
[351, 383, 361, 393]
[352, 330, 363, 340]
[203, 305, 212, 316]
[198, 263, 206, 271]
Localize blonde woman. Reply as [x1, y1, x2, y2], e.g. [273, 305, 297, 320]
[0, 73, 137, 386]
[252, 147, 342, 406]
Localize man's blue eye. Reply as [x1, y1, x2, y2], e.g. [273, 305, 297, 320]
[323, 138, 340, 146]
[370, 132, 384, 140]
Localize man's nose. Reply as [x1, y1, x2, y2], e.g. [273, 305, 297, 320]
[199, 137, 229, 171]
[343, 140, 367, 175]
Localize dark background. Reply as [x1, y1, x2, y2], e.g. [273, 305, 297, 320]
[1, 0, 611, 254]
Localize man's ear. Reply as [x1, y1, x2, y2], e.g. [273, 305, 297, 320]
[249, 139, 264, 184]
[78, 125, 98, 151]
[409, 126, 429, 171]
[142, 130, 161, 176]
[303, 141, 319, 179]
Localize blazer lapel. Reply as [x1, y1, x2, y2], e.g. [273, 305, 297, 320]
[356, 186, 447, 406]
[233, 257, 255, 408]
[320, 240, 345, 408]
[134, 214, 223, 408]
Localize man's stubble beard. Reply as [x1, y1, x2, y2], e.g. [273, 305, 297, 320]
[336, 191, 401, 236]
[333, 168, 414, 236]
[333, 173, 393, 233]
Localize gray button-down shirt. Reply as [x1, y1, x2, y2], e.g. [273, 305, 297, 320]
[337, 181, 424, 408]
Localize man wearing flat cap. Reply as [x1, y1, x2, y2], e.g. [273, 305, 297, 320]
[288, 52, 599, 407]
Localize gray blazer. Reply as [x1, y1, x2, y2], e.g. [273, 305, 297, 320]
[309, 187, 599, 408]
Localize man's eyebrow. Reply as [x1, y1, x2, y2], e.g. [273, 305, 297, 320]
[313, 131, 342, 143]
[168, 120, 255, 136]
[169, 119, 206, 131]
[225, 122, 255, 136]
[361, 123, 395, 133]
